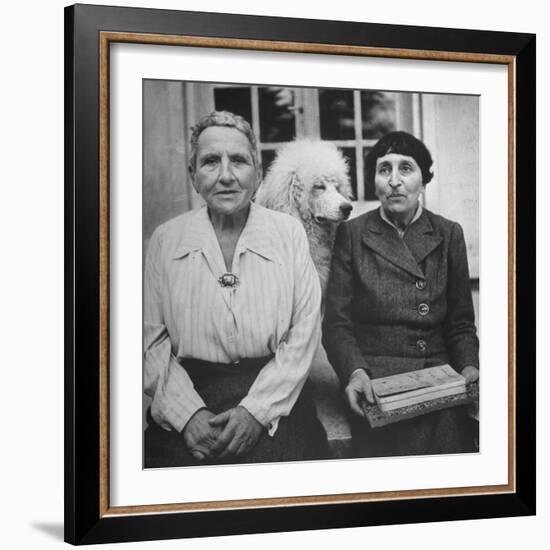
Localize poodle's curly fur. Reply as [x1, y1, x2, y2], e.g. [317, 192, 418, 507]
[256, 139, 353, 294]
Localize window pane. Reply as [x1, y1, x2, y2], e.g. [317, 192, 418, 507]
[361, 91, 396, 140]
[362, 147, 377, 201]
[260, 149, 277, 178]
[339, 147, 357, 200]
[213, 87, 253, 124]
[259, 87, 296, 143]
[319, 89, 355, 141]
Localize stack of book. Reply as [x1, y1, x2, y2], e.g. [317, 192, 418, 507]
[371, 364, 467, 413]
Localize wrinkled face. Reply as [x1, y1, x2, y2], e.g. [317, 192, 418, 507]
[374, 153, 424, 218]
[308, 175, 353, 223]
[190, 126, 260, 217]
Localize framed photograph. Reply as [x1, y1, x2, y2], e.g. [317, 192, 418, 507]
[65, 3, 535, 545]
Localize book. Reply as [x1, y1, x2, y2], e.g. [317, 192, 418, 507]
[363, 381, 478, 428]
[371, 364, 466, 413]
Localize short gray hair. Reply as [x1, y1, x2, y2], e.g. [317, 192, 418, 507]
[188, 111, 259, 173]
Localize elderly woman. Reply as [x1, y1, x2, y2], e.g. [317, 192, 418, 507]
[144, 111, 329, 467]
[323, 131, 479, 457]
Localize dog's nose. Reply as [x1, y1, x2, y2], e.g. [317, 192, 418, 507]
[340, 203, 353, 217]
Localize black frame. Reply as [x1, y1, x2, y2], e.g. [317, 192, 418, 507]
[65, 3, 536, 545]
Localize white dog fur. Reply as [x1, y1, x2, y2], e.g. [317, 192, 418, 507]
[256, 139, 353, 294]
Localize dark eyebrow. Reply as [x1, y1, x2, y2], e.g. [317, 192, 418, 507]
[198, 152, 219, 162]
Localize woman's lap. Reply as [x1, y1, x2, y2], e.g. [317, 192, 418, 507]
[144, 358, 330, 468]
[348, 405, 478, 458]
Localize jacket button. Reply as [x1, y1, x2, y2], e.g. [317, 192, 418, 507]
[416, 339, 427, 352]
[416, 279, 427, 290]
[418, 303, 430, 316]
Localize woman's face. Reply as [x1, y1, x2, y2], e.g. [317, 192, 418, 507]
[374, 153, 425, 219]
[191, 126, 259, 217]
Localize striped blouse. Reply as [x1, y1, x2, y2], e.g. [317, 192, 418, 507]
[144, 203, 322, 436]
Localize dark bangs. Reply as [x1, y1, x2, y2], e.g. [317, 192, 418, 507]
[365, 131, 434, 186]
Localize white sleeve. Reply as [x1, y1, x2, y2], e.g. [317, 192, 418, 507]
[239, 222, 322, 435]
[143, 226, 206, 432]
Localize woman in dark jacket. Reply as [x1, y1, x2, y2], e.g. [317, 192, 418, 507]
[323, 131, 479, 457]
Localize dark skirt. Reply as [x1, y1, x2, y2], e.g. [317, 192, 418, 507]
[144, 356, 330, 468]
[348, 404, 478, 458]
[347, 352, 478, 458]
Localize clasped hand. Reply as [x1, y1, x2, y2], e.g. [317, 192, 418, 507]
[182, 406, 264, 462]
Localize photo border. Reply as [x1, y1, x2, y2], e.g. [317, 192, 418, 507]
[65, 3, 535, 545]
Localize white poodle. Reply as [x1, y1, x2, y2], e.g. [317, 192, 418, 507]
[256, 140, 353, 293]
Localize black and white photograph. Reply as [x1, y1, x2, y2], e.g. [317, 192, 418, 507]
[1, 0, 545, 545]
[59, 2, 538, 545]
[142, 80, 480, 468]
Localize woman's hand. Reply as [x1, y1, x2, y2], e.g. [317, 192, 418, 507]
[208, 406, 264, 459]
[461, 366, 479, 421]
[182, 408, 222, 461]
[345, 369, 375, 418]
[461, 365, 479, 385]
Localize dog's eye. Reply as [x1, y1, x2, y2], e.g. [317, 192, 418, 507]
[313, 184, 326, 190]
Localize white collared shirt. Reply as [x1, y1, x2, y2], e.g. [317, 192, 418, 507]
[144, 203, 322, 435]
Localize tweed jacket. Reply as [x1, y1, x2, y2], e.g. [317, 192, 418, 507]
[323, 207, 479, 385]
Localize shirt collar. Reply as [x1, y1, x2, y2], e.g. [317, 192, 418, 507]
[236, 203, 275, 261]
[172, 203, 274, 261]
[379, 202, 423, 238]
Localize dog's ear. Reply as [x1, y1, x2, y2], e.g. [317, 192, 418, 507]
[289, 172, 302, 204]
[289, 172, 311, 220]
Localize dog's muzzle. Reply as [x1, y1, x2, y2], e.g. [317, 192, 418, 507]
[340, 203, 353, 218]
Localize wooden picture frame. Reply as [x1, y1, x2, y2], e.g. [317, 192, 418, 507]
[65, 3, 535, 544]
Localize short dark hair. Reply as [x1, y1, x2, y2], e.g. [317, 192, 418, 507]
[365, 131, 434, 187]
[188, 110, 259, 173]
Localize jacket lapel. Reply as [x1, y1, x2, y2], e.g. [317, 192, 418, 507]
[361, 209, 442, 278]
[403, 210, 443, 265]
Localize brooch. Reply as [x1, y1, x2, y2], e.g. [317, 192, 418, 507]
[218, 273, 240, 289]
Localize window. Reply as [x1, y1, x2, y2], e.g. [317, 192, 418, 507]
[188, 82, 418, 209]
